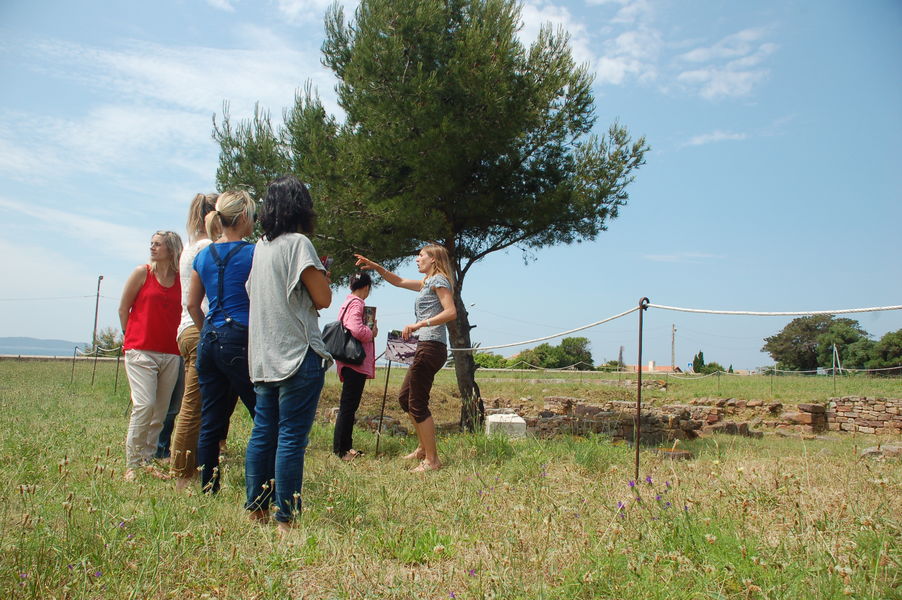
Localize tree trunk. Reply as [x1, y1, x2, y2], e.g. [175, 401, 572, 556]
[447, 287, 484, 432]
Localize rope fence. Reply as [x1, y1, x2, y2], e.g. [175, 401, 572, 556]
[451, 302, 902, 352]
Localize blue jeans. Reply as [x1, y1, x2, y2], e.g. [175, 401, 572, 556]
[196, 321, 257, 493]
[245, 351, 324, 523]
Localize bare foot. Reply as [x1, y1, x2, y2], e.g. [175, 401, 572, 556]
[276, 521, 294, 538]
[403, 448, 425, 460]
[124, 469, 138, 482]
[248, 509, 269, 525]
[144, 465, 171, 480]
[409, 460, 442, 473]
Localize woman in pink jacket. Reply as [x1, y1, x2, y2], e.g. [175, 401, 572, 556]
[332, 272, 377, 460]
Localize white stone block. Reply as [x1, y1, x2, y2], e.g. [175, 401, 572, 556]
[485, 414, 527, 438]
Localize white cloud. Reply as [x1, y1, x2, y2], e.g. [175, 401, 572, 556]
[676, 28, 776, 99]
[682, 129, 748, 147]
[32, 34, 330, 118]
[519, 1, 598, 70]
[586, 0, 653, 25]
[0, 196, 149, 261]
[678, 28, 768, 63]
[276, 0, 356, 24]
[0, 105, 214, 186]
[206, 0, 236, 12]
[2, 30, 345, 192]
[595, 27, 660, 85]
[677, 67, 767, 100]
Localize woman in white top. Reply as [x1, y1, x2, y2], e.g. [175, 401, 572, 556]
[169, 193, 219, 491]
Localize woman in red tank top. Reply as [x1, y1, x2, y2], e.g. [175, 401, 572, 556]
[118, 230, 184, 481]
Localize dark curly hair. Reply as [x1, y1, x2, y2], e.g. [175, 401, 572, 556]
[349, 272, 372, 291]
[259, 175, 316, 241]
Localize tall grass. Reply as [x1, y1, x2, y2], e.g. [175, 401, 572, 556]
[0, 360, 899, 599]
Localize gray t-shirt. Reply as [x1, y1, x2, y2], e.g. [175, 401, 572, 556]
[247, 233, 332, 382]
[414, 274, 451, 345]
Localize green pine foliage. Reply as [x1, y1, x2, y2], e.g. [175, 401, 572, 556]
[212, 0, 648, 412]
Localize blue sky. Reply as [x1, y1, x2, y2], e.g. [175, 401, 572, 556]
[1, 0, 899, 369]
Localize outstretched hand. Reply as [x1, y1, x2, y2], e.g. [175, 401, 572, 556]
[354, 253, 378, 270]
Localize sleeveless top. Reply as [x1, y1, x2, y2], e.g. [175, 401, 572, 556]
[193, 241, 254, 327]
[123, 265, 181, 355]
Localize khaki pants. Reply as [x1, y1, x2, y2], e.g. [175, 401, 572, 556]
[170, 326, 201, 478]
[124, 349, 181, 468]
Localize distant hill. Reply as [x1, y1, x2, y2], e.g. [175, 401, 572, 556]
[0, 337, 82, 356]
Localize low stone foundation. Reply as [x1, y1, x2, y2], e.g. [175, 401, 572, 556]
[521, 397, 752, 444]
[827, 397, 902, 435]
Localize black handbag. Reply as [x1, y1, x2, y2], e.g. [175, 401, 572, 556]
[322, 303, 365, 364]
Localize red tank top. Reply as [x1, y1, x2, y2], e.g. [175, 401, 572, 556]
[123, 265, 181, 355]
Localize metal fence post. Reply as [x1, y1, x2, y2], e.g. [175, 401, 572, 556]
[634, 297, 650, 481]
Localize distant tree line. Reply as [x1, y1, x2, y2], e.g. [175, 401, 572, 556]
[762, 315, 902, 372]
[473, 337, 596, 370]
[691, 350, 727, 375]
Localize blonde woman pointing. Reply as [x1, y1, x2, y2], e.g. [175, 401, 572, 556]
[354, 246, 456, 472]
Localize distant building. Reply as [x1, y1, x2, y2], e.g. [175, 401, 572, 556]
[623, 360, 682, 374]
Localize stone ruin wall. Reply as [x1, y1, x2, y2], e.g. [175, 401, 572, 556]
[515, 395, 902, 443]
[325, 396, 902, 443]
[828, 396, 902, 435]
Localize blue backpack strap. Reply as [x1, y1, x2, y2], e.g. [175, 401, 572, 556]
[206, 242, 251, 325]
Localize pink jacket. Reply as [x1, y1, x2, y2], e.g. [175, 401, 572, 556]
[334, 294, 376, 380]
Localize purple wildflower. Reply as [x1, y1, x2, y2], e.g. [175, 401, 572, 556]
[468, 569, 477, 577]
[665, 481, 671, 488]
[655, 495, 662, 501]
[617, 501, 625, 510]
[628, 480, 636, 488]
[645, 476, 653, 484]
[665, 502, 671, 508]
[450, 593, 456, 599]
[19, 573, 27, 579]
[94, 571, 103, 577]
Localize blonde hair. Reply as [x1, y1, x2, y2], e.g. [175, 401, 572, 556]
[186, 193, 219, 243]
[151, 230, 183, 273]
[421, 244, 454, 285]
[204, 190, 256, 240]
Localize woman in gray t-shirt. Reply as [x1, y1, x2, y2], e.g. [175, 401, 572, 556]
[354, 245, 457, 472]
[245, 175, 332, 535]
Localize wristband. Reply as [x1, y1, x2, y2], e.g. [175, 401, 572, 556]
[426, 319, 431, 327]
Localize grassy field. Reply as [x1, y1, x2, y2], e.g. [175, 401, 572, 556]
[0, 360, 900, 599]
